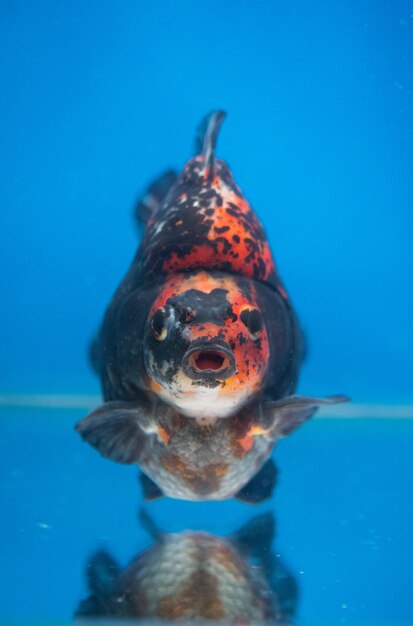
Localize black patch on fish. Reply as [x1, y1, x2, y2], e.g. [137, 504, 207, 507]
[200, 188, 221, 202]
[167, 288, 235, 326]
[191, 378, 222, 388]
[215, 236, 232, 254]
[145, 330, 189, 386]
[252, 280, 301, 400]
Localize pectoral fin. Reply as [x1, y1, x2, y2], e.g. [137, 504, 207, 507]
[261, 394, 349, 438]
[76, 401, 154, 464]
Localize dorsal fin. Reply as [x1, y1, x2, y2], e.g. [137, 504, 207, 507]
[196, 110, 226, 179]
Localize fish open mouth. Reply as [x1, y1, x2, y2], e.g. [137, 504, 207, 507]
[193, 350, 225, 371]
[183, 345, 236, 380]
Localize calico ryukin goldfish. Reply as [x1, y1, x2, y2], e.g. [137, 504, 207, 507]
[76, 111, 346, 502]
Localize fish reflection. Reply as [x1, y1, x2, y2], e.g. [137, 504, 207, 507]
[76, 511, 297, 624]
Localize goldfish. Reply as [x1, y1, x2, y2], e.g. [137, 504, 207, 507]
[76, 511, 297, 625]
[76, 111, 347, 502]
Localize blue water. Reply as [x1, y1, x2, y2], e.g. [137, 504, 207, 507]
[2, 407, 413, 624]
[1, 0, 412, 624]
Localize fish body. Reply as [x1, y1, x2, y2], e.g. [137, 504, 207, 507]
[135, 406, 273, 501]
[76, 513, 297, 625]
[78, 393, 343, 501]
[77, 112, 347, 501]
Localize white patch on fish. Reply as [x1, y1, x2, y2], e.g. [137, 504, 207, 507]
[157, 381, 252, 421]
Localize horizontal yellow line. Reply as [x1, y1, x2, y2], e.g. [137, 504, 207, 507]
[0, 394, 412, 418]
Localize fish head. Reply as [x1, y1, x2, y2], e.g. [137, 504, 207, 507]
[143, 271, 270, 420]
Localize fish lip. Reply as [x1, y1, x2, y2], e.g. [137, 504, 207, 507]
[182, 344, 236, 381]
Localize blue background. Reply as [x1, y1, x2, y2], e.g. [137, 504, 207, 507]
[1, 2, 413, 625]
[1, 0, 412, 402]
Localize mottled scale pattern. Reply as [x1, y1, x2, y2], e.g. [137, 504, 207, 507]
[134, 157, 287, 300]
[119, 533, 275, 622]
[137, 410, 273, 500]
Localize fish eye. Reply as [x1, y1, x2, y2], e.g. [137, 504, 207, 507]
[151, 308, 170, 341]
[240, 306, 263, 340]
